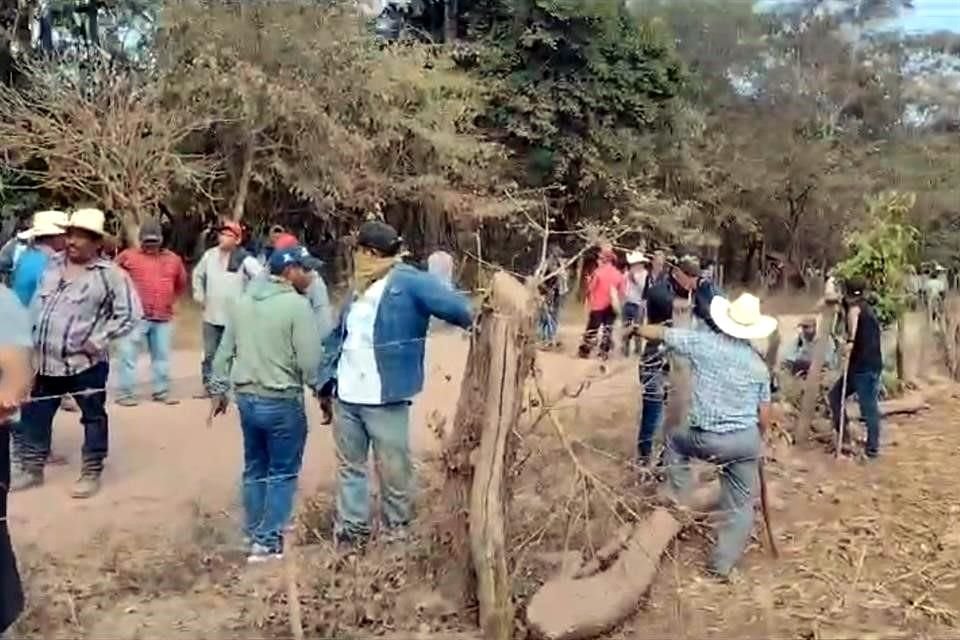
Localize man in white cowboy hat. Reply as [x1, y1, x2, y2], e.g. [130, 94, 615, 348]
[10, 210, 68, 307]
[635, 291, 776, 579]
[12, 208, 142, 498]
[621, 250, 649, 357]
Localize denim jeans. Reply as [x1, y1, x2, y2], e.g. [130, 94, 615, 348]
[15, 362, 110, 474]
[578, 307, 616, 358]
[333, 400, 412, 541]
[201, 322, 225, 390]
[236, 393, 308, 552]
[829, 369, 882, 457]
[117, 320, 173, 399]
[636, 342, 667, 463]
[664, 426, 761, 577]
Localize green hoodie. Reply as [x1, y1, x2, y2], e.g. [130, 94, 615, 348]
[211, 276, 322, 398]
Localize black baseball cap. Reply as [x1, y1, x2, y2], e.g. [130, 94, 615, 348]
[357, 220, 401, 255]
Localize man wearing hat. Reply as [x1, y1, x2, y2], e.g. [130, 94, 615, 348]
[192, 220, 262, 397]
[265, 233, 333, 339]
[578, 247, 624, 359]
[321, 220, 473, 548]
[829, 276, 883, 459]
[13, 208, 142, 498]
[636, 292, 775, 579]
[10, 210, 68, 306]
[115, 218, 188, 406]
[621, 250, 649, 357]
[209, 244, 323, 563]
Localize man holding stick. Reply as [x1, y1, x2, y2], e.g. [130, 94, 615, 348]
[829, 276, 883, 459]
[635, 292, 776, 579]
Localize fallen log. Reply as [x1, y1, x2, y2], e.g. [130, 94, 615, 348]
[526, 482, 720, 640]
[846, 393, 929, 420]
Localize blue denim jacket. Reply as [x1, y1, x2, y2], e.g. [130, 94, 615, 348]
[320, 263, 473, 404]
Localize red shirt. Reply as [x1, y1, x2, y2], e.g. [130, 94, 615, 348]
[586, 263, 625, 312]
[116, 248, 187, 321]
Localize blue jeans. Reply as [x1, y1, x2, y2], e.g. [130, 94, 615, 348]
[201, 322, 225, 390]
[829, 370, 881, 457]
[16, 362, 110, 474]
[664, 426, 761, 577]
[117, 320, 173, 399]
[334, 400, 412, 541]
[636, 342, 667, 462]
[236, 393, 308, 552]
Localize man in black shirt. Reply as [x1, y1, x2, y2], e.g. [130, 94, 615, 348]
[829, 276, 883, 459]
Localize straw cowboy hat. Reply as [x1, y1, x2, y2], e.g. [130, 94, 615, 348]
[626, 251, 649, 265]
[63, 208, 108, 236]
[17, 210, 69, 241]
[709, 293, 778, 341]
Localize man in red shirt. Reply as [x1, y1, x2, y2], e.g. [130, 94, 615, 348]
[115, 219, 187, 405]
[578, 247, 624, 359]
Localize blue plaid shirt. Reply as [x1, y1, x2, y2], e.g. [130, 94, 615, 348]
[664, 328, 771, 433]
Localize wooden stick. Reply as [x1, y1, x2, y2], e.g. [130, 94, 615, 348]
[285, 533, 304, 640]
[835, 363, 849, 460]
[757, 458, 779, 559]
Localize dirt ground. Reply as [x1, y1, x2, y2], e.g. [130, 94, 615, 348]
[9, 301, 960, 639]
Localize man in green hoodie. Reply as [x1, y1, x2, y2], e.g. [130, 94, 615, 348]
[209, 245, 323, 564]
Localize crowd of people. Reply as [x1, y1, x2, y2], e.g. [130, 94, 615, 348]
[0, 209, 889, 632]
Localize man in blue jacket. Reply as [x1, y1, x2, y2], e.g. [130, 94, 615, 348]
[322, 221, 473, 547]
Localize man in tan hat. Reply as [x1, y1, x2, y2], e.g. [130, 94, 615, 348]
[12, 208, 142, 498]
[635, 292, 775, 579]
[10, 210, 68, 306]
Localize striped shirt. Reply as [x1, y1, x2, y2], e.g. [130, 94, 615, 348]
[33, 254, 142, 377]
[664, 328, 771, 433]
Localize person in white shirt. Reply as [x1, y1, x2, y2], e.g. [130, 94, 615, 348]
[191, 221, 262, 397]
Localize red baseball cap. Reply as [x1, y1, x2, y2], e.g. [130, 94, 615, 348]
[274, 233, 300, 250]
[219, 221, 243, 238]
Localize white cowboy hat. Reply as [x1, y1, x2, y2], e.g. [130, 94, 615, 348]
[626, 251, 648, 265]
[17, 210, 69, 240]
[709, 293, 778, 341]
[63, 208, 107, 236]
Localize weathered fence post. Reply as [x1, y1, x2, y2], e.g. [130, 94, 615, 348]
[797, 301, 839, 442]
[439, 272, 535, 640]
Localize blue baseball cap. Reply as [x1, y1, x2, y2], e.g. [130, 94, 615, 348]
[269, 245, 322, 275]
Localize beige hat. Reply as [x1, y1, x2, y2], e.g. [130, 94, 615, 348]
[709, 293, 778, 341]
[18, 210, 69, 241]
[626, 251, 649, 265]
[65, 208, 107, 237]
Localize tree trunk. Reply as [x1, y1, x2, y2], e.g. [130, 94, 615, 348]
[895, 313, 906, 383]
[663, 293, 692, 434]
[438, 272, 535, 639]
[231, 140, 255, 222]
[797, 303, 839, 442]
[444, 0, 458, 42]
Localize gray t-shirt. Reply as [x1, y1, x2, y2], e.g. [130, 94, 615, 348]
[0, 284, 33, 424]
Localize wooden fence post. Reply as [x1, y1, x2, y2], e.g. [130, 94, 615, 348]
[797, 302, 839, 442]
[438, 272, 535, 640]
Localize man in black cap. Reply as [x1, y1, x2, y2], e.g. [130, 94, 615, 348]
[829, 276, 883, 459]
[321, 220, 473, 548]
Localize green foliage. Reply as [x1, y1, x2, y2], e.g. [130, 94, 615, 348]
[834, 191, 920, 326]
[473, 0, 684, 201]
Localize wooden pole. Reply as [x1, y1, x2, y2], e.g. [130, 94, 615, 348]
[797, 302, 839, 443]
[438, 272, 535, 640]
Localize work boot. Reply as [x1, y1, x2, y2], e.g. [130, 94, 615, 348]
[71, 472, 102, 499]
[116, 396, 139, 407]
[10, 467, 43, 492]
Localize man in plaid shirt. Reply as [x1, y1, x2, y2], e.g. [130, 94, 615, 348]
[637, 291, 775, 579]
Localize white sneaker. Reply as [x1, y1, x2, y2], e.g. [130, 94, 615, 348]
[246, 542, 283, 564]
